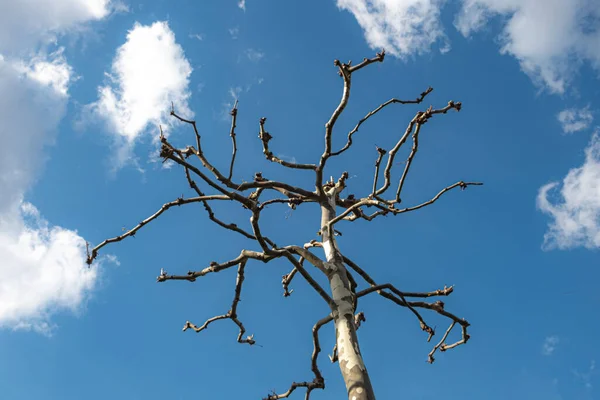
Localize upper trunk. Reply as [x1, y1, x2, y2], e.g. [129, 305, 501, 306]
[321, 190, 376, 400]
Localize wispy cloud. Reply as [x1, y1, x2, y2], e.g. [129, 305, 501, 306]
[245, 48, 264, 62]
[189, 33, 204, 41]
[542, 336, 560, 356]
[537, 131, 600, 250]
[557, 107, 594, 134]
[238, 0, 246, 11]
[573, 360, 596, 390]
[229, 27, 239, 39]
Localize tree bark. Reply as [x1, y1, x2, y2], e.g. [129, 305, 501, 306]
[321, 192, 376, 400]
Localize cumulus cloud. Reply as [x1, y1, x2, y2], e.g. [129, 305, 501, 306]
[455, 0, 600, 94]
[335, 0, 449, 57]
[84, 21, 193, 167]
[0, 54, 101, 334]
[0, 202, 98, 335]
[537, 131, 600, 249]
[542, 336, 560, 356]
[557, 107, 594, 134]
[0, 0, 113, 54]
[337, 0, 600, 93]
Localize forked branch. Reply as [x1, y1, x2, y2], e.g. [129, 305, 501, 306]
[182, 261, 256, 345]
[266, 315, 332, 400]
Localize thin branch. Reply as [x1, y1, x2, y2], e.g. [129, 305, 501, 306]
[283, 252, 334, 307]
[357, 283, 436, 340]
[86, 195, 230, 264]
[282, 266, 298, 297]
[259, 117, 317, 170]
[157, 249, 274, 282]
[331, 86, 432, 157]
[376, 100, 462, 199]
[347, 50, 386, 73]
[228, 100, 239, 181]
[356, 283, 470, 360]
[161, 138, 248, 203]
[183, 261, 256, 345]
[259, 196, 308, 211]
[341, 255, 467, 360]
[266, 315, 332, 400]
[395, 121, 422, 203]
[372, 146, 387, 197]
[180, 160, 277, 247]
[163, 119, 318, 200]
[390, 181, 483, 214]
[428, 321, 454, 363]
[327, 181, 483, 229]
[316, 50, 385, 196]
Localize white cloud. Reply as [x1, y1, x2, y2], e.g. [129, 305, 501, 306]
[537, 131, 600, 249]
[542, 336, 560, 356]
[245, 48, 264, 62]
[238, 0, 246, 11]
[0, 0, 113, 54]
[84, 21, 193, 167]
[338, 0, 600, 93]
[455, 0, 600, 94]
[557, 107, 594, 134]
[335, 0, 449, 57]
[229, 27, 239, 39]
[0, 202, 99, 335]
[14, 48, 74, 96]
[189, 33, 204, 41]
[0, 55, 101, 334]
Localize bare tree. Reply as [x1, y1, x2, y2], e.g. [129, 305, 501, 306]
[87, 51, 481, 400]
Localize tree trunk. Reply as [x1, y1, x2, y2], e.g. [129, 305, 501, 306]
[321, 195, 376, 400]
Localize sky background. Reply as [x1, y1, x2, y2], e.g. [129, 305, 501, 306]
[0, 0, 599, 399]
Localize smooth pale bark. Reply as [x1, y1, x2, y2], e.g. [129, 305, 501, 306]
[321, 190, 376, 400]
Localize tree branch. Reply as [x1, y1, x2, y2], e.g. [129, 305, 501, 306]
[266, 315, 332, 400]
[356, 283, 469, 361]
[316, 50, 385, 196]
[259, 117, 317, 170]
[228, 100, 239, 181]
[182, 260, 256, 345]
[376, 100, 462, 199]
[331, 86, 432, 157]
[164, 117, 318, 200]
[157, 249, 274, 282]
[327, 181, 482, 229]
[86, 195, 230, 265]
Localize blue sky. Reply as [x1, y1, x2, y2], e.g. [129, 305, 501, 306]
[0, 0, 599, 399]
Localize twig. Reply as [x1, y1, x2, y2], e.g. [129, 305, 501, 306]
[376, 100, 462, 199]
[331, 86, 432, 157]
[86, 195, 229, 264]
[228, 100, 239, 181]
[259, 117, 317, 170]
[183, 261, 256, 345]
[316, 50, 385, 196]
[266, 315, 332, 400]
